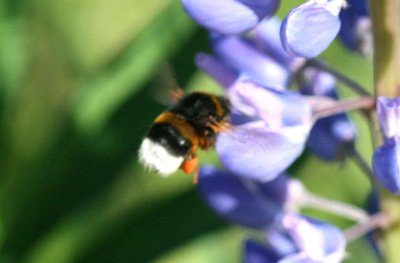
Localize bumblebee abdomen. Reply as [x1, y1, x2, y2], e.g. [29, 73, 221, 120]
[147, 122, 192, 156]
[139, 112, 198, 176]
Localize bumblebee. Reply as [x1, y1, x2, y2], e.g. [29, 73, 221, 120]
[139, 91, 231, 176]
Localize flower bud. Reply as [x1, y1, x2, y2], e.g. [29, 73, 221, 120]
[281, 0, 345, 58]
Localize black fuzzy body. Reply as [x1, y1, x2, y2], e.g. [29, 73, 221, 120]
[147, 92, 230, 157]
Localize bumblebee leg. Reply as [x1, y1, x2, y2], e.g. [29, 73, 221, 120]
[192, 166, 199, 184]
[198, 130, 216, 150]
[180, 154, 199, 175]
[209, 121, 231, 133]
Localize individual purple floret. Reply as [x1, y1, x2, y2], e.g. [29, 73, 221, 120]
[216, 81, 313, 182]
[301, 68, 357, 161]
[195, 53, 238, 88]
[338, 0, 372, 55]
[198, 165, 302, 229]
[181, 0, 280, 35]
[372, 97, 400, 194]
[211, 34, 290, 90]
[281, 0, 345, 58]
[280, 213, 346, 262]
[197, 47, 313, 181]
[374, 97, 400, 140]
[250, 17, 305, 71]
[372, 150, 400, 191]
[244, 213, 346, 263]
[244, 239, 281, 263]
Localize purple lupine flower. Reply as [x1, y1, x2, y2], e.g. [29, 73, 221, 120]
[250, 17, 305, 71]
[198, 165, 302, 229]
[197, 46, 313, 181]
[301, 68, 357, 161]
[244, 214, 346, 263]
[280, 213, 346, 263]
[244, 239, 281, 263]
[281, 0, 345, 58]
[217, 81, 313, 181]
[338, 0, 372, 55]
[372, 97, 400, 194]
[181, 0, 280, 35]
[196, 53, 238, 88]
[211, 34, 290, 90]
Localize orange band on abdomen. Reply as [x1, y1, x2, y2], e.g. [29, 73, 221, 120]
[154, 112, 199, 151]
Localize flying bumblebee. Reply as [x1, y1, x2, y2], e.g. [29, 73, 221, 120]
[139, 90, 231, 177]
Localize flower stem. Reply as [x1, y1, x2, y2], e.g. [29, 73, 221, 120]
[350, 148, 375, 180]
[307, 59, 371, 96]
[312, 96, 375, 119]
[301, 192, 369, 223]
[369, 0, 400, 261]
[369, 0, 400, 97]
[344, 212, 390, 242]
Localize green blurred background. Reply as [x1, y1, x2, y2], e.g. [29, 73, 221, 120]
[0, 0, 378, 262]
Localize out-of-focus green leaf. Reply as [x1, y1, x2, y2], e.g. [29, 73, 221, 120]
[0, 0, 382, 263]
[20, 67, 228, 263]
[22, 169, 223, 263]
[186, 71, 225, 94]
[33, 0, 174, 72]
[346, 238, 379, 263]
[153, 228, 245, 263]
[0, 17, 27, 97]
[71, 0, 196, 135]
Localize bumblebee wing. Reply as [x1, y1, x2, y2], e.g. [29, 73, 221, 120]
[150, 63, 185, 106]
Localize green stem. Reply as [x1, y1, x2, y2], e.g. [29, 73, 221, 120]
[307, 59, 371, 96]
[370, 0, 400, 97]
[369, 0, 400, 262]
[344, 212, 389, 242]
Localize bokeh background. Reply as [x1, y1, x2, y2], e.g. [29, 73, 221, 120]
[0, 0, 379, 262]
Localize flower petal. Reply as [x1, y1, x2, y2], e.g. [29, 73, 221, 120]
[372, 139, 400, 194]
[282, 213, 346, 263]
[251, 17, 299, 68]
[376, 96, 400, 139]
[212, 36, 290, 89]
[266, 228, 298, 256]
[281, 0, 342, 58]
[278, 253, 311, 263]
[244, 239, 281, 263]
[301, 70, 357, 160]
[198, 165, 284, 228]
[307, 116, 357, 160]
[181, 0, 279, 34]
[338, 0, 372, 55]
[216, 121, 310, 181]
[227, 81, 312, 127]
[238, 0, 281, 18]
[195, 53, 238, 88]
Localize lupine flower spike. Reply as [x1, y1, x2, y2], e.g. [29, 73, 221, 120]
[167, 0, 398, 261]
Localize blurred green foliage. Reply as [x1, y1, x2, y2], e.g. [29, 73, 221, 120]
[0, 0, 379, 262]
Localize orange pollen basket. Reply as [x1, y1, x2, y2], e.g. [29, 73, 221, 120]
[180, 156, 199, 183]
